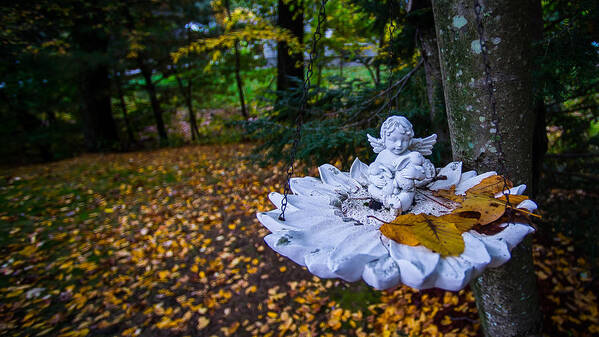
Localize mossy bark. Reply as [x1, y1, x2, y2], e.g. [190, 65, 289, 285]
[430, 0, 542, 336]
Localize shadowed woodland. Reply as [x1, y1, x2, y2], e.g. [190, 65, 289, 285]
[1, 0, 598, 336]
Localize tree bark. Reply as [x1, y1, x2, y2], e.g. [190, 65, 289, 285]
[276, 0, 304, 93]
[137, 56, 168, 142]
[431, 0, 543, 336]
[232, 41, 249, 119]
[72, 12, 119, 152]
[114, 71, 136, 145]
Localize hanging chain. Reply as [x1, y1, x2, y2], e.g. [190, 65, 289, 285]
[279, 0, 328, 221]
[385, 1, 398, 114]
[473, 1, 513, 216]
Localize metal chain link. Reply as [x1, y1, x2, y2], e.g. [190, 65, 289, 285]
[473, 1, 513, 217]
[279, 0, 328, 221]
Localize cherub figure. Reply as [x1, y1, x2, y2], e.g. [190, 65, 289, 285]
[367, 116, 437, 211]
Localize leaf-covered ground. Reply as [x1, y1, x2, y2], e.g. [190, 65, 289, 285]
[0, 144, 597, 336]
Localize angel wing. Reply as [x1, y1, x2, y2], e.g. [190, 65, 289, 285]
[409, 134, 437, 156]
[367, 134, 385, 154]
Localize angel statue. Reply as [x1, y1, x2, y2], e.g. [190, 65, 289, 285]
[367, 116, 437, 211]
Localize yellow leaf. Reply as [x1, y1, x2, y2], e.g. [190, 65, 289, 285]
[157, 270, 169, 280]
[197, 317, 210, 330]
[380, 213, 471, 256]
[379, 217, 420, 246]
[433, 186, 464, 202]
[439, 213, 479, 232]
[457, 194, 507, 225]
[497, 194, 529, 205]
[410, 214, 465, 257]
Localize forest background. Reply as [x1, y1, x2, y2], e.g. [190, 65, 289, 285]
[1, 0, 598, 336]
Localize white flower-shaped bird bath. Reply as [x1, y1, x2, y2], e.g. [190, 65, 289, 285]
[256, 116, 536, 291]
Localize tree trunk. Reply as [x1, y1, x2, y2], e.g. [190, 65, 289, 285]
[138, 57, 168, 142]
[223, 0, 249, 119]
[431, 0, 543, 336]
[72, 16, 119, 152]
[115, 71, 136, 145]
[175, 73, 200, 141]
[408, 0, 450, 159]
[232, 41, 249, 119]
[276, 0, 304, 93]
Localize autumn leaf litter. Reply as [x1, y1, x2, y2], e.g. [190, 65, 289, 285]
[0, 144, 597, 336]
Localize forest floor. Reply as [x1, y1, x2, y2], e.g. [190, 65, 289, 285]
[0, 144, 597, 337]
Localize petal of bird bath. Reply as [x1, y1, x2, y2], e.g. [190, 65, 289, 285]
[258, 209, 346, 235]
[494, 223, 535, 251]
[494, 184, 527, 198]
[362, 256, 401, 290]
[290, 177, 339, 199]
[460, 232, 492, 275]
[319, 164, 361, 192]
[433, 256, 475, 291]
[264, 232, 312, 266]
[387, 241, 440, 289]
[328, 228, 388, 282]
[304, 247, 339, 279]
[469, 231, 511, 268]
[428, 162, 462, 191]
[268, 192, 336, 214]
[350, 158, 370, 186]
[517, 199, 538, 212]
[460, 170, 477, 181]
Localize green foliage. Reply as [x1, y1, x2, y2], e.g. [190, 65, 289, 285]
[244, 63, 447, 170]
[538, 0, 599, 154]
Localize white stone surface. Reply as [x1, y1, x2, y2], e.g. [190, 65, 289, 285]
[256, 161, 537, 291]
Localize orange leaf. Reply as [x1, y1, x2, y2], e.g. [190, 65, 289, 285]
[465, 175, 513, 196]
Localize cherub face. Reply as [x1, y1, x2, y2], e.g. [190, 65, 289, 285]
[385, 130, 411, 155]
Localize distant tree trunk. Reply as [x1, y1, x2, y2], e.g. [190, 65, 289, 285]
[276, 0, 304, 94]
[114, 71, 136, 145]
[233, 43, 248, 118]
[431, 0, 542, 336]
[407, 0, 450, 160]
[339, 52, 344, 77]
[175, 72, 200, 141]
[223, 0, 249, 119]
[137, 56, 168, 142]
[72, 13, 119, 152]
[375, 25, 385, 85]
